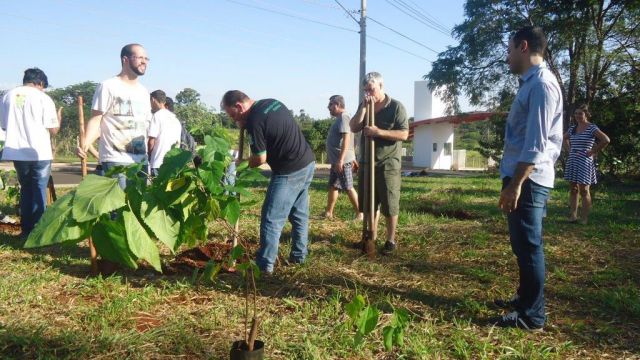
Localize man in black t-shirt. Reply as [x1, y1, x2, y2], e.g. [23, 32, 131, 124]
[221, 90, 315, 274]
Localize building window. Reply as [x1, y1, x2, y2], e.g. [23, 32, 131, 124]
[433, 143, 438, 152]
[444, 142, 452, 156]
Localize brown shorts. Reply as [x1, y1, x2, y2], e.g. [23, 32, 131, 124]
[358, 167, 401, 217]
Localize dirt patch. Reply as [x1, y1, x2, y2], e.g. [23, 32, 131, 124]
[164, 242, 234, 275]
[0, 222, 21, 236]
[413, 202, 479, 220]
[131, 311, 163, 332]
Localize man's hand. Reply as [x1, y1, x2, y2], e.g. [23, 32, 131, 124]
[76, 146, 87, 160]
[334, 159, 344, 174]
[499, 183, 521, 213]
[363, 125, 381, 138]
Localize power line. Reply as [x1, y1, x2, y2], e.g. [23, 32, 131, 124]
[227, 0, 433, 62]
[367, 34, 433, 62]
[368, 16, 440, 54]
[385, 0, 452, 38]
[395, 0, 451, 33]
[405, 0, 452, 32]
[333, 0, 359, 25]
[225, 0, 358, 33]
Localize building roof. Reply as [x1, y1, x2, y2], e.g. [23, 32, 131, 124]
[409, 111, 496, 140]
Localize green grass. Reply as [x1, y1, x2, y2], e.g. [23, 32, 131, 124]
[0, 174, 638, 359]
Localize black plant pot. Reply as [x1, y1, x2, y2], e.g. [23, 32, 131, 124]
[230, 340, 264, 360]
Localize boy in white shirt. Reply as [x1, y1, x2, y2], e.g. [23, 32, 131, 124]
[147, 90, 181, 176]
[0, 68, 59, 237]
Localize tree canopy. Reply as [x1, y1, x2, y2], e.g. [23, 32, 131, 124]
[426, 0, 640, 174]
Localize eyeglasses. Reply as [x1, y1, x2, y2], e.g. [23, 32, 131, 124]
[129, 55, 150, 62]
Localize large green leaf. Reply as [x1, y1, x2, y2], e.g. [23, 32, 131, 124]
[72, 175, 126, 222]
[220, 197, 240, 225]
[179, 214, 207, 248]
[140, 194, 180, 252]
[197, 162, 225, 195]
[356, 306, 380, 336]
[154, 148, 192, 184]
[24, 192, 92, 248]
[204, 134, 230, 155]
[91, 215, 138, 269]
[123, 209, 162, 272]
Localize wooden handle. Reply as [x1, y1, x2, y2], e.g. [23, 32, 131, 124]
[78, 96, 87, 178]
[78, 96, 97, 275]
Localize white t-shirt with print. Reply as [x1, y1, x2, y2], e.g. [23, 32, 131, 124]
[148, 108, 182, 169]
[0, 86, 58, 161]
[92, 77, 151, 164]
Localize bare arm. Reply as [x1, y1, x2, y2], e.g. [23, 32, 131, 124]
[364, 127, 409, 141]
[147, 137, 157, 158]
[587, 129, 611, 157]
[76, 110, 103, 159]
[48, 106, 63, 136]
[350, 103, 366, 133]
[562, 131, 570, 152]
[248, 153, 267, 168]
[87, 144, 99, 160]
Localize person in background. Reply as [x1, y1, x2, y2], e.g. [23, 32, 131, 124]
[76, 43, 152, 189]
[563, 104, 610, 224]
[147, 90, 181, 176]
[324, 95, 361, 220]
[0, 68, 60, 237]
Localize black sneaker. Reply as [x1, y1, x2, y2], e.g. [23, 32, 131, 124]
[494, 294, 520, 309]
[493, 311, 543, 332]
[381, 241, 397, 255]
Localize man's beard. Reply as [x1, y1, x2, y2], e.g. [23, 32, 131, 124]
[129, 62, 146, 76]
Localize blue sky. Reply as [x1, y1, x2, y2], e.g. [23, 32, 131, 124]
[1, 0, 468, 119]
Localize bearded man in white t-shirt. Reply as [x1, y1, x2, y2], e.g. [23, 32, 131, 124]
[76, 43, 152, 189]
[0, 68, 60, 237]
[147, 90, 182, 176]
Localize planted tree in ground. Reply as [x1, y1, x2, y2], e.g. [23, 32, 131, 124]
[24, 133, 264, 271]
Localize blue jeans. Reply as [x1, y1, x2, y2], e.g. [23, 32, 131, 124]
[13, 160, 51, 236]
[503, 177, 550, 327]
[257, 161, 315, 272]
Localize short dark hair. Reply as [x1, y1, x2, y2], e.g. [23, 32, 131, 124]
[512, 26, 547, 55]
[329, 95, 345, 108]
[221, 90, 250, 108]
[23, 68, 49, 88]
[165, 97, 174, 112]
[150, 90, 167, 104]
[120, 43, 143, 64]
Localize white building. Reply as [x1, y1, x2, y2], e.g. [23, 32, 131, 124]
[410, 81, 493, 170]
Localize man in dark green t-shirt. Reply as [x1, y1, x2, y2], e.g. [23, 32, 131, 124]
[350, 72, 409, 255]
[221, 90, 315, 274]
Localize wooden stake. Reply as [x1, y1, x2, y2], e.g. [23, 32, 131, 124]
[362, 100, 376, 257]
[232, 128, 245, 249]
[78, 96, 98, 275]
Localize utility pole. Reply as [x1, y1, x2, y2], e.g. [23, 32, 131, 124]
[359, 0, 366, 103]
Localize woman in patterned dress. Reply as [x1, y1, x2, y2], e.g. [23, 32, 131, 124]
[563, 105, 610, 224]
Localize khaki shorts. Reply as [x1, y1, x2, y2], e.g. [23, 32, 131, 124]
[358, 167, 401, 217]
